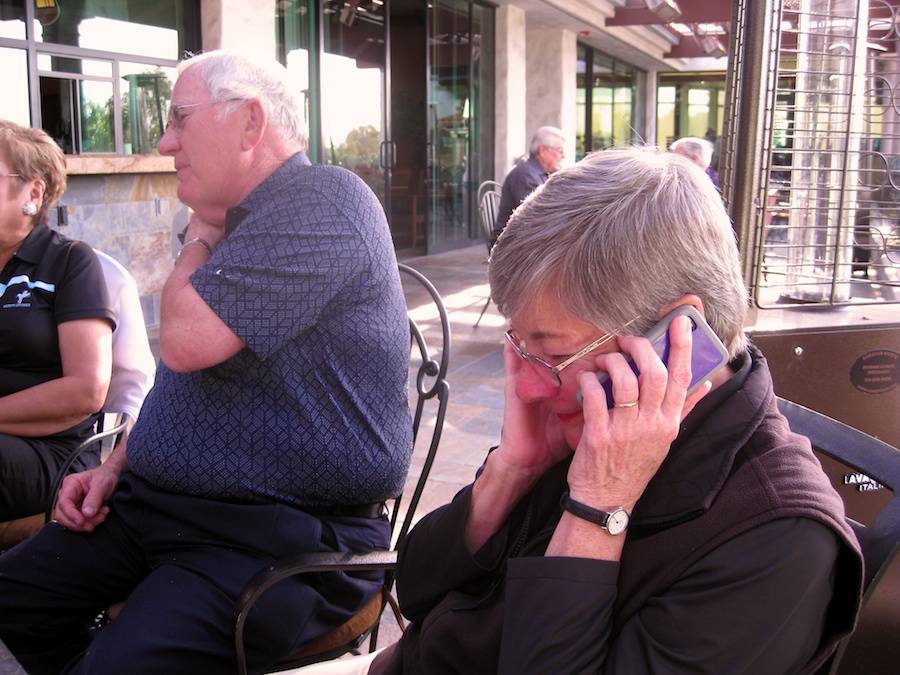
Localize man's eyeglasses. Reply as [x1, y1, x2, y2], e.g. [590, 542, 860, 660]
[166, 99, 247, 132]
[0, 174, 21, 178]
[505, 318, 637, 387]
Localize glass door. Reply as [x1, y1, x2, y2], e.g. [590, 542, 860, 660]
[320, 1, 389, 207]
[278, 0, 493, 253]
[427, 0, 473, 252]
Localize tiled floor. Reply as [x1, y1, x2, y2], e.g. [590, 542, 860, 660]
[395, 242, 507, 529]
[356, 242, 509, 654]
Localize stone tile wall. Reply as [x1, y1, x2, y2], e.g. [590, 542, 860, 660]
[50, 170, 186, 339]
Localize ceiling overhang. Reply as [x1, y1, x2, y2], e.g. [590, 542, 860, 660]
[606, 0, 733, 59]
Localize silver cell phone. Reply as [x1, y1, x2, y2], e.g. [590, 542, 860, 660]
[580, 305, 729, 408]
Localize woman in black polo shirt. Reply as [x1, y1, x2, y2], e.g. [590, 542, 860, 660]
[0, 120, 114, 528]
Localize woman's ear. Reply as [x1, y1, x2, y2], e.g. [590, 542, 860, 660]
[28, 178, 46, 209]
[656, 294, 705, 320]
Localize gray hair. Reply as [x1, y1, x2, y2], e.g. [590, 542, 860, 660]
[489, 145, 749, 358]
[669, 136, 714, 170]
[178, 50, 309, 150]
[530, 126, 565, 155]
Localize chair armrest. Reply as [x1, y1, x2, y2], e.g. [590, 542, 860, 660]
[233, 549, 397, 675]
[45, 414, 129, 522]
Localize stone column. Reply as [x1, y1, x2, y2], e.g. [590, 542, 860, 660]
[525, 28, 577, 162]
[201, 0, 276, 55]
[494, 4, 528, 180]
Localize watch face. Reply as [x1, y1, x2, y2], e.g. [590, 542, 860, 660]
[606, 509, 629, 535]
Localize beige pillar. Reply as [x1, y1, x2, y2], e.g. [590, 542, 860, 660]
[494, 5, 528, 180]
[525, 28, 577, 164]
[201, 0, 276, 55]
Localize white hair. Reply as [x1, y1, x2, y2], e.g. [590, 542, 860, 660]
[669, 137, 714, 170]
[178, 50, 309, 150]
[530, 126, 565, 154]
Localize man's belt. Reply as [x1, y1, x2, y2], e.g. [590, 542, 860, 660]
[302, 501, 386, 519]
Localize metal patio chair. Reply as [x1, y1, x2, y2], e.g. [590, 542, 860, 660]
[474, 180, 502, 327]
[777, 397, 900, 674]
[234, 263, 452, 674]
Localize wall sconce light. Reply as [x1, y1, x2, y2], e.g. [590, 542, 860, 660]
[643, 0, 682, 23]
[35, 0, 60, 26]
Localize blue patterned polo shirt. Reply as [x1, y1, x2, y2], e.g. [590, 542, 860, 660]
[127, 153, 413, 508]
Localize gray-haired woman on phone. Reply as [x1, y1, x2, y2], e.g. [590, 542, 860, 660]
[365, 145, 863, 675]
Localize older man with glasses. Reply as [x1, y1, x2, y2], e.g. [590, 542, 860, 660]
[0, 50, 413, 674]
[491, 125, 566, 246]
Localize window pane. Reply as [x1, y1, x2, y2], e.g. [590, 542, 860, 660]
[657, 85, 676, 147]
[40, 76, 114, 153]
[37, 0, 184, 60]
[38, 53, 113, 77]
[0, 0, 25, 39]
[79, 17, 179, 60]
[80, 80, 114, 152]
[121, 63, 175, 154]
[0, 47, 29, 124]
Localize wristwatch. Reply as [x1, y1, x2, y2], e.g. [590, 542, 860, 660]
[560, 492, 630, 535]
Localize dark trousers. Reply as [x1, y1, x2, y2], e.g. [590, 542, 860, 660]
[0, 433, 99, 520]
[0, 472, 389, 675]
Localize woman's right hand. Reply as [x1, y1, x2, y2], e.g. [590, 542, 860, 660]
[491, 342, 571, 479]
[464, 343, 571, 553]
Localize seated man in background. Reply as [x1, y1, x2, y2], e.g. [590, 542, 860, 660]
[670, 135, 716, 184]
[0, 49, 413, 675]
[491, 126, 565, 246]
[369, 146, 862, 674]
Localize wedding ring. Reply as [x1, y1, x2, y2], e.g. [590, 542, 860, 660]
[613, 401, 639, 409]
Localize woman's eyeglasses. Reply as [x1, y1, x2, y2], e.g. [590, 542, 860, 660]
[505, 318, 637, 387]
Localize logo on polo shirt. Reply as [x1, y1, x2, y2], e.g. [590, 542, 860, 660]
[2, 275, 54, 308]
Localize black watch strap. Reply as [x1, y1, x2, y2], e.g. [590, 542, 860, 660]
[560, 492, 630, 535]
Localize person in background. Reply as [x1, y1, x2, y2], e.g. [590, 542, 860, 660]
[93, 249, 156, 436]
[670, 135, 716, 185]
[0, 248, 156, 551]
[491, 126, 566, 246]
[367, 146, 862, 674]
[0, 50, 413, 674]
[0, 120, 113, 531]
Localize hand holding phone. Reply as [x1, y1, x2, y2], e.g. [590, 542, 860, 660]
[579, 305, 729, 408]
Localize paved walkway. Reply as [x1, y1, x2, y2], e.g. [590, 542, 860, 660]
[396, 242, 506, 524]
[355, 242, 507, 653]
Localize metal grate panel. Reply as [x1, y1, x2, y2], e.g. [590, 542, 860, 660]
[751, 0, 900, 308]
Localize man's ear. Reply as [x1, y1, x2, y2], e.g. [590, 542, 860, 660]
[656, 294, 705, 320]
[241, 99, 266, 149]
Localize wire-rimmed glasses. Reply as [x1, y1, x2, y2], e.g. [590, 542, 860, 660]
[505, 318, 638, 387]
[165, 99, 247, 132]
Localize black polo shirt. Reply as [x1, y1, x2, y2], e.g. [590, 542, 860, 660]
[1, 225, 115, 400]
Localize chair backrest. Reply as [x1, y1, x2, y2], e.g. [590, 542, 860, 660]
[233, 263, 451, 674]
[776, 397, 900, 674]
[392, 263, 451, 553]
[94, 250, 156, 422]
[477, 180, 502, 252]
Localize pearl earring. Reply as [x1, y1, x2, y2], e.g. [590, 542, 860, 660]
[23, 202, 38, 216]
